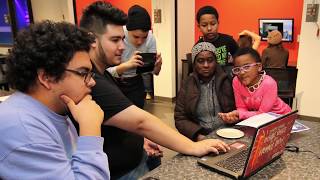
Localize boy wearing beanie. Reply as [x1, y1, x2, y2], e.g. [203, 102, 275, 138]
[261, 30, 289, 68]
[107, 5, 162, 106]
[196, 6, 239, 65]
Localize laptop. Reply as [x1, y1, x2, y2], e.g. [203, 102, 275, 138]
[198, 110, 298, 179]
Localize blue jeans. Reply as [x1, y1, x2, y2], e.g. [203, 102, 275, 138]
[142, 73, 153, 93]
[117, 151, 149, 180]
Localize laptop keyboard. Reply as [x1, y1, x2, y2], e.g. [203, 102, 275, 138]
[216, 149, 249, 173]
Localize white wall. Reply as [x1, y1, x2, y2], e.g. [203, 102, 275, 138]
[177, 0, 195, 90]
[61, 0, 75, 24]
[31, 0, 74, 23]
[152, 0, 176, 98]
[295, 0, 320, 117]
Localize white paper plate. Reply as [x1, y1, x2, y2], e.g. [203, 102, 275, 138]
[216, 128, 244, 139]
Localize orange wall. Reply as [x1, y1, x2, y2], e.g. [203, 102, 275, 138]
[195, 0, 303, 66]
[75, 0, 151, 25]
[108, 0, 151, 17]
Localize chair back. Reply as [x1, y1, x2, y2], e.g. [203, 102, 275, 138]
[186, 53, 193, 75]
[0, 56, 9, 90]
[264, 67, 298, 106]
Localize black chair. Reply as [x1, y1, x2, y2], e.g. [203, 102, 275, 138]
[180, 53, 192, 83]
[0, 55, 9, 91]
[264, 67, 298, 107]
[186, 53, 193, 75]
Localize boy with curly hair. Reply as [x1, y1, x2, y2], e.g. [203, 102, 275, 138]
[0, 21, 110, 179]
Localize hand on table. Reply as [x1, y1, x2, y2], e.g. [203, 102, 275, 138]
[144, 138, 163, 157]
[218, 110, 240, 124]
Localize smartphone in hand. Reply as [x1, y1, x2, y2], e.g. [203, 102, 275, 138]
[136, 53, 156, 74]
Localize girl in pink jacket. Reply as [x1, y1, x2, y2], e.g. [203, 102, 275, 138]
[219, 48, 291, 123]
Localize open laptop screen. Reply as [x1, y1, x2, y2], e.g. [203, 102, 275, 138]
[243, 112, 297, 177]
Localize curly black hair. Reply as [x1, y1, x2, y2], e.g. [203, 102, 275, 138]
[6, 20, 95, 92]
[80, 1, 127, 35]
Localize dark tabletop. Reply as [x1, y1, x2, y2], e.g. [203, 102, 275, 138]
[141, 120, 320, 180]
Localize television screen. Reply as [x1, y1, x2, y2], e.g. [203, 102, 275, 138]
[0, 0, 14, 46]
[13, 0, 33, 31]
[0, 0, 33, 47]
[259, 19, 294, 42]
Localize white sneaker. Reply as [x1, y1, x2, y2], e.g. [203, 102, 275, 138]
[146, 93, 152, 100]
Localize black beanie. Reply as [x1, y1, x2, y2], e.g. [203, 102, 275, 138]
[126, 5, 151, 31]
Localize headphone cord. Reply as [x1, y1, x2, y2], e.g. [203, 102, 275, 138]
[285, 145, 320, 159]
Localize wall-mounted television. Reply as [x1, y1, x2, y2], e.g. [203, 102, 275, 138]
[0, 0, 33, 47]
[0, 0, 14, 46]
[12, 0, 33, 32]
[259, 18, 294, 42]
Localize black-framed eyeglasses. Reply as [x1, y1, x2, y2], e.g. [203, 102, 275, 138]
[65, 69, 95, 84]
